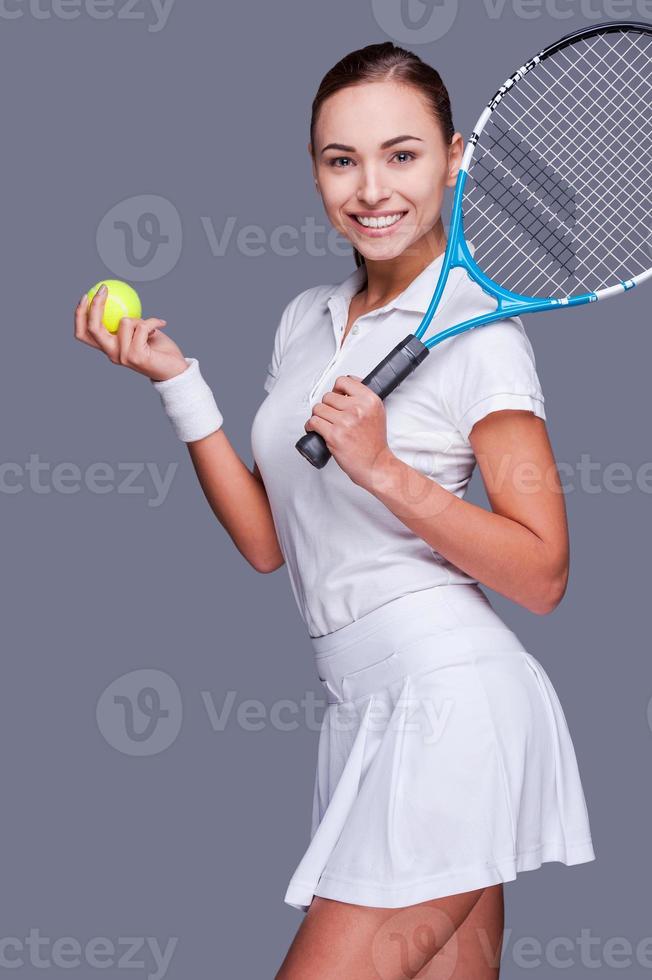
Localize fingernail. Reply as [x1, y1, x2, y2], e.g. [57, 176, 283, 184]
[98, 284, 107, 295]
[79, 292, 87, 307]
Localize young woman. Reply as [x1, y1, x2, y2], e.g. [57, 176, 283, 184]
[75, 42, 595, 980]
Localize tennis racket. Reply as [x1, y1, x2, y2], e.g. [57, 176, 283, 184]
[296, 20, 652, 469]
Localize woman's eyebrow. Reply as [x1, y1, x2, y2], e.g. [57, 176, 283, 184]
[320, 135, 423, 155]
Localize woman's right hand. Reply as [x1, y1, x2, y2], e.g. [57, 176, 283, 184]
[74, 284, 189, 383]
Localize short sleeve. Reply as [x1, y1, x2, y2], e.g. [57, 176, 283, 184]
[263, 288, 315, 394]
[263, 303, 289, 394]
[441, 317, 546, 441]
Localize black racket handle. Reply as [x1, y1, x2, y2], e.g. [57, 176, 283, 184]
[295, 334, 430, 469]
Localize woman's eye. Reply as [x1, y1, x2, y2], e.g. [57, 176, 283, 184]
[327, 151, 415, 168]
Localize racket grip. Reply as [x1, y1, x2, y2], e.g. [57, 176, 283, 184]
[295, 334, 429, 469]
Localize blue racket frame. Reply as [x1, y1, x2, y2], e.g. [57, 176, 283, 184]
[413, 169, 601, 352]
[412, 18, 652, 353]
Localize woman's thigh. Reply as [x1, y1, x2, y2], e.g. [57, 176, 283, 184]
[414, 883, 504, 978]
[274, 883, 505, 980]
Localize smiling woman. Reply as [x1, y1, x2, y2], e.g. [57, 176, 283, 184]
[321, 134, 425, 234]
[310, 45, 456, 273]
[249, 41, 596, 980]
[88, 34, 597, 980]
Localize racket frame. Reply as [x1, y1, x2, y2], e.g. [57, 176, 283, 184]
[415, 19, 652, 354]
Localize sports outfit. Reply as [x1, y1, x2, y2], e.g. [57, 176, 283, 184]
[154, 252, 595, 914]
[250, 253, 595, 912]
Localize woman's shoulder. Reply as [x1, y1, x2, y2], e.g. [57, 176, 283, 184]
[437, 273, 536, 358]
[276, 278, 344, 339]
[284, 279, 342, 315]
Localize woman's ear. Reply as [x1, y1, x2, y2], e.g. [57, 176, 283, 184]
[446, 132, 465, 188]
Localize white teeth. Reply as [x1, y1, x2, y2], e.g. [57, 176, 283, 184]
[354, 212, 405, 229]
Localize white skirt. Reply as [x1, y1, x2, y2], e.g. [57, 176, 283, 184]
[284, 584, 596, 913]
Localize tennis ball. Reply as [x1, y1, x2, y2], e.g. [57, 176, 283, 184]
[86, 279, 142, 334]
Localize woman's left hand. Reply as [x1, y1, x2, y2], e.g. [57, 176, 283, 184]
[304, 375, 395, 490]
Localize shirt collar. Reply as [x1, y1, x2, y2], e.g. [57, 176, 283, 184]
[325, 251, 448, 316]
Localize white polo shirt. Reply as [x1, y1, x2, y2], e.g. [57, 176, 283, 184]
[250, 253, 546, 638]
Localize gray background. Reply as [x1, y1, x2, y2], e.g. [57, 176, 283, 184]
[3, 0, 652, 976]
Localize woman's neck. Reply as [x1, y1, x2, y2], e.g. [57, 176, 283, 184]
[358, 221, 447, 308]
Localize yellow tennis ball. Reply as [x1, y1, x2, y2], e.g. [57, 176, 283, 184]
[86, 279, 142, 334]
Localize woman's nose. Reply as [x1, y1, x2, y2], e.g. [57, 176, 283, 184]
[356, 171, 391, 206]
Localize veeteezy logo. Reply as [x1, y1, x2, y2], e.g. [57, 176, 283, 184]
[371, 0, 460, 43]
[0, 0, 176, 31]
[96, 195, 183, 282]
[372, 0, 652, 42]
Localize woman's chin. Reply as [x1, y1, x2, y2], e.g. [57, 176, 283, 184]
[353, 238, 417, 262]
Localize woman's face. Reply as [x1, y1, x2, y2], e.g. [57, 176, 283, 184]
[310, 79, 463, 262]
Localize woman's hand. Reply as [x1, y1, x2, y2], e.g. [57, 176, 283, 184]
[304, 374, 395, 489]
[74, 285, 189, 382]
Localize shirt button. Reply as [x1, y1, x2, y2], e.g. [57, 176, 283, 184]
[351, 324, 360, 335]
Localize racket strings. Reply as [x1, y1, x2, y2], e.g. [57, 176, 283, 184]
[472, 121, 577, 278]
[502, 33, 650, 284]
[532, 34, 648, 152]
[466, 71, 649, 290]
[536, 45, 650, 174]
[519, 34, 652, 264]
[463, 28, 652, 298]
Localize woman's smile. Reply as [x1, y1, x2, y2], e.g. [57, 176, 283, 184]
[345, 209, 409, 236]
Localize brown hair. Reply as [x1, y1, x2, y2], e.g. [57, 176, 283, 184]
[310, 42, 455, 269]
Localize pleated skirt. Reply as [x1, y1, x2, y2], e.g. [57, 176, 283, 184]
[284, 583, 595, 913]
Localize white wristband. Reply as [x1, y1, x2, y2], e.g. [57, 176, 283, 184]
[151, 357, 224, 443]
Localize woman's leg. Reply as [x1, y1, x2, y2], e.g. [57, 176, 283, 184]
[414, 883, 504, 978]
[274, 883, 505, 980]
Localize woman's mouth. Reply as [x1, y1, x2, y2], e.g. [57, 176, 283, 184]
[346, 211, 408, 236]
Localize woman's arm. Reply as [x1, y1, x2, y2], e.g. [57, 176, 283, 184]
[360, 409, 568, 615]
[73, 289, 285, 574]
[186, 429, 285, 574]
